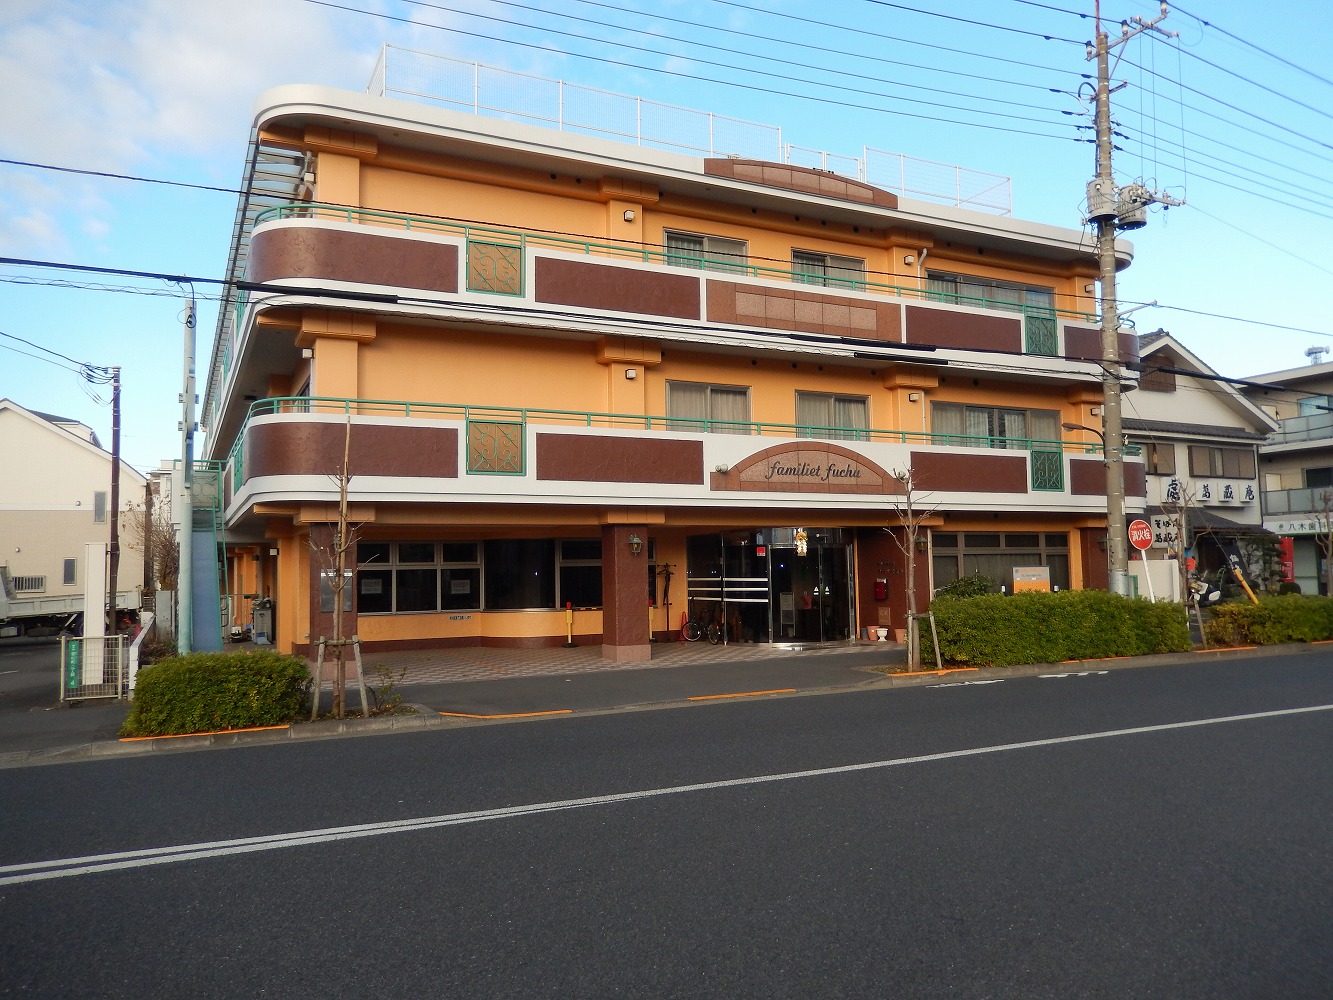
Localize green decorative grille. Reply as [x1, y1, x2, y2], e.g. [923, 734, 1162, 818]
[1024, 310, 1058, 356]
[467, 241, 523, 295]
[1029, 449, 1064, 491]
[468, 420, 525, 474]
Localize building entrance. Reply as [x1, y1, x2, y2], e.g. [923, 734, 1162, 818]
[683, 529, 853, 644]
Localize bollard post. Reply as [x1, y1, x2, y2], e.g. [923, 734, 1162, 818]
[563, 601, 576, 648]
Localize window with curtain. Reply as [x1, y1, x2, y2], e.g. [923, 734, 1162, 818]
[926, 271, 1055, 313]
[931, 402, 1059, 449]
[667, 381, 752, 434]
[1189, 446, 1256, 479]
[1146, 442, 1176, 475]
[792, 251, 866, 290]
[795, 392, 869, 440]
[664, 231, 748, 274]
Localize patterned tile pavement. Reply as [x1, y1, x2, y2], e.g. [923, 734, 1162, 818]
[350, 638, 903, 685]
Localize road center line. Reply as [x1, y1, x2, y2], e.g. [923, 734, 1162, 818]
[4, 702, 1330, 887]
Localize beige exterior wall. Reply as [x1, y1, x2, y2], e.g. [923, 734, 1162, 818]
[0, 404, 147, 602]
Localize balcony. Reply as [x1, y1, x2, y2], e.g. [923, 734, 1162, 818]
[1268, 413, 1333, 447]
[244, 203, 1102, 361]
[220, 396, 1145, 523]
[1263, 486, 1333, 517]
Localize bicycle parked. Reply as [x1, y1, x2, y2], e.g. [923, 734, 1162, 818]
[680, 614, 726, 644]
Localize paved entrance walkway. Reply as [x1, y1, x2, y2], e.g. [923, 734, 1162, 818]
[356, 638, 902, 685]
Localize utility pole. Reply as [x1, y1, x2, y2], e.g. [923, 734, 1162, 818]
[1085, 1, 1181, 596]
[107, 366, 122, 633]
[178, 298, 197, 654]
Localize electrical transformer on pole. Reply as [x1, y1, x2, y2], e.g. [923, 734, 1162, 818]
[1086, 1, 1183, 596]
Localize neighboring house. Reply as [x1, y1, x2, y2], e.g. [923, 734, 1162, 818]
[1241, 355, 1333, 594]
[0, 399, 147, 633]
[1126, 332, 1278, 595]
[198, 69, 1145, 659]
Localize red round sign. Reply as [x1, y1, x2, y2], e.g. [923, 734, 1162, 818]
[1127, 519, 1153, 551]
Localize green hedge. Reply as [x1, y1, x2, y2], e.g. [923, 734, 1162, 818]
[122, 650, 311, 737]
[1204, 595, 1333, 647]
[923, 590, 1191, 668]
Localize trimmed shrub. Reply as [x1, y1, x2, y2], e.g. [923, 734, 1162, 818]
[933, 573, 998, 600]
[922, 590, 1191, 668]
[1203, 595, 1333, 648]
[122, 650, 311, 737]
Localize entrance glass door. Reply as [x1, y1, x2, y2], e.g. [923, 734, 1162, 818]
[770, 538, 852, 642]
[687, 529, 853, 644]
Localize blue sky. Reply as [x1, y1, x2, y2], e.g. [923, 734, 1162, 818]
[2, 0, 1330, 473]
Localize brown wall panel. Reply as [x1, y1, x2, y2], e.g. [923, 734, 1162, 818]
[905, 304, 1022, 353]
[706, 282, 902, 341]
[536, 433, 703, 484]
[534, 257, 701, 319]
[909, 450, 1029, 493]
[1069, 457, 1105, 495]
[1064, 324, 1140, 365]
[247, 421, 458, 479]
[249, 226, 459, 293]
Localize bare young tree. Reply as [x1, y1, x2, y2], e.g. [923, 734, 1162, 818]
[1159, 477, 1195, 606]
[309, 416, 362, 720]
[123, 490, 179, 594]
[885, 467, 937, 670]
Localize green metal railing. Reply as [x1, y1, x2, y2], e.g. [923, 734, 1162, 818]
[251, 202, 1099, 335]
[224, 396, 1135, 494]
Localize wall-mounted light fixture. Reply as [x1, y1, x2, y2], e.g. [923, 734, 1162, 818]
[628, 533, 644, 556]
[301, 348, 314, 360]
[623, 209, 636, 222]
[915, 535, 928, 553]
[907, 392, 921, 403]
[903, 254, 916, 265]
[1097, 536, 1109, 551]
[1084, 283, 1096, 293]
[624, 368, 637, 380]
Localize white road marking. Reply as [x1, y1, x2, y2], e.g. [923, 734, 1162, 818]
[1040, 671, 1110, 678]
[933, 679, 1006, 687]
[4, 701, 1331, 887]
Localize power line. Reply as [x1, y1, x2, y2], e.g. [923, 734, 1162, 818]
[6, 251, 1329, 352]
[858, 0, 1084, 44]
[409, 0, 1073, 124]
[0, 329, 116, 383]
[1172, 2, 1333, 91]
[0, 158, 243, 196]
[306, 0, 1087, 142]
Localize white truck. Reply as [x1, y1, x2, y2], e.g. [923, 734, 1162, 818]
[0, 566, 141, 638]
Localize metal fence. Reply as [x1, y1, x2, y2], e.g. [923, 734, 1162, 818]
[366, 46, 1012, 215]
[59, 635, 127, 702]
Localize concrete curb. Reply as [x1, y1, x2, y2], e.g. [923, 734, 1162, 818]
[2, 643, 1325, 768]
[0, 705, 451, 769]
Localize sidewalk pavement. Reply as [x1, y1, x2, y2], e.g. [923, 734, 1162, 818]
[1, 637, 1314, 769]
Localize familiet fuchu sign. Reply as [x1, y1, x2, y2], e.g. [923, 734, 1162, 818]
[710, 443, 900, 495]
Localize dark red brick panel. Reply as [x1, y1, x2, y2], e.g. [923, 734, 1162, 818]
[247, 421, 458, 479]
[909, 450, 1029, 493]
[249, 226, 459, 293]
[535, 257, 701, 319]
[905, 304, 1022, 353]
[536, 433, 703, 484]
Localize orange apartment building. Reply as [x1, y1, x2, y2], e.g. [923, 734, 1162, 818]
[201, 80, 1144, 660]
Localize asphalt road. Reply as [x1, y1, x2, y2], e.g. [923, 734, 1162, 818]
[1, 653, 1330, 999]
